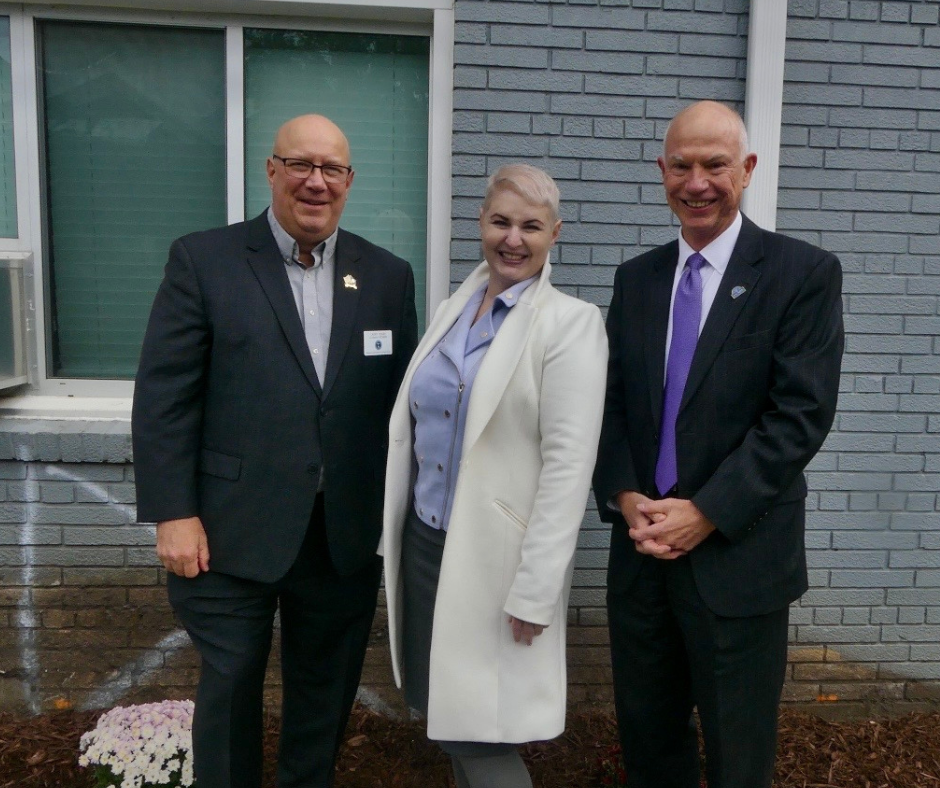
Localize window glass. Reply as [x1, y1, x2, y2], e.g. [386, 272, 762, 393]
[244, 28, 430, 326]
[40, 21, 226, 378]
[0, 17, 17, 238]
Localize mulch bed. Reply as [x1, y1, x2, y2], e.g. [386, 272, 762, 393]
[1, 704, 938, 787]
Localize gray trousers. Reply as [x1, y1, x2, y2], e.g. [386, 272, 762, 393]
[401, 507, 532, 787]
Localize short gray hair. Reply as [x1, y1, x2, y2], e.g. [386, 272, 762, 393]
[482, 163, 560, 223]
[662, 102, 750, 162]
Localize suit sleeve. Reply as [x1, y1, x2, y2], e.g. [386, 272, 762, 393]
[592, 266, 641, 521]
[693, 250, 844, 542]
[503, 302, 609, 627]
[132, 238, 210, 524]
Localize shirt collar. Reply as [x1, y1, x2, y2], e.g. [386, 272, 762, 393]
[267, 206, 338, 268]
[463, 272, 538, 329]
[492, 274, 539, 313]
[456, 273, 537, 349]
[677, 211, 742, 275]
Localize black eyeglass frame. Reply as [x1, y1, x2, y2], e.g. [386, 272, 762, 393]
[271, 154, 353, 182]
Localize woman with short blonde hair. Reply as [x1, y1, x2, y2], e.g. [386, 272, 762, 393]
[381, 164, 608, 787]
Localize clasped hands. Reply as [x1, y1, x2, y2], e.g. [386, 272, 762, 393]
[616, 490, 715, 559]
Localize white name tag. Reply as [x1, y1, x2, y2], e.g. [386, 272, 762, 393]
[364, 330, 393, 356]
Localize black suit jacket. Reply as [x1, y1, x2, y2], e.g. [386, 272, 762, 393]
[132, 212, 418, 582]
[594, 215, 844, 617]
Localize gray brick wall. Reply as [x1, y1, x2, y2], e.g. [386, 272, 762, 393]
[0, 426, 399, 716]
[0, 431, 178, 714]
[450, 0, 940, 712]
[451, 0, 749, 294]
[779, 0, 940, 708]
[1, 0, 938, 715]
[452, 5, 749, 704]
[451, 0, 748, 704]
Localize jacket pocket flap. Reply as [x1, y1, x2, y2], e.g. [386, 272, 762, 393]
[199, 449, 241, 480]
[493, 499, 528, 532]
[724, 329, 772, 353]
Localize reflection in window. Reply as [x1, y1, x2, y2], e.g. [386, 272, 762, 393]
[40, 21, 225, 378]
[244, 28, 430, 325]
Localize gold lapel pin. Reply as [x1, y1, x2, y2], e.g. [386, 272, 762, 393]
[344, 274, 357, 290]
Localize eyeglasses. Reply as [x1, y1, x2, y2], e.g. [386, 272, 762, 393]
[272, 155, 352, 183]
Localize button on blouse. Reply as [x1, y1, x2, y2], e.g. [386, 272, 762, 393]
[410, 275, 536, 530]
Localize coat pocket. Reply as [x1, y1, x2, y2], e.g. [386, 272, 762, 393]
[199, 448, 242, 480]
[493, 499, 528, 533]
[723, 328, 772, 353]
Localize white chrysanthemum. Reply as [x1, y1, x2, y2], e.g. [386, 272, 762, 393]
[78, 700, 196, 788]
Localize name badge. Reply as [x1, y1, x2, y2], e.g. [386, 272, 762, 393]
[364, 330, 393, 356]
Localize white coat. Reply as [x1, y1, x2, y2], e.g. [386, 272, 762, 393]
[380, 259, 608, 743]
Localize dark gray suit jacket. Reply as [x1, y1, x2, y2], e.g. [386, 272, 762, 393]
[594, 214, 844, 616]
[132, 212, 418, 581]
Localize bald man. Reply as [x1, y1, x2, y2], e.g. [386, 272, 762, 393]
[594, 101, 843, 788]
[133, 115, 418, 787]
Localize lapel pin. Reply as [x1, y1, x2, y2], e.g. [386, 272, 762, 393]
[344, 274, 357, 290]
[731, 285, 746, 299]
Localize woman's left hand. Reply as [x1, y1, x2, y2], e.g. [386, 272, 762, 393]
[509, 615, 546, 646]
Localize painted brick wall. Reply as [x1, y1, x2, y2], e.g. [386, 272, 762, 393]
[1, 0, 938, 718]
[778, 0, 940, 711]
[451, 0, 750, 710]
[449, 0, 940, 713]
[0, 433, 192, 715]
[0, 433, 398, 717]
[0, 441, 151, 712]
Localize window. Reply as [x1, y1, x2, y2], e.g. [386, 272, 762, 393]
[244, 28, 430, 326]
[0, 17, 15, 239]
[39, 21, 226, 379]
[2, 2, 451, 395]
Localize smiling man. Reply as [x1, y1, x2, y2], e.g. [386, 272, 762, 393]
[594, 101, 844, 788]
[132, 114, 418, 788]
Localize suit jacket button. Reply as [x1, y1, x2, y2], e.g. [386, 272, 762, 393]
[307, 463, 320, 476]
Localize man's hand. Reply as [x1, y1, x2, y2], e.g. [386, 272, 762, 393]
[616, 491, 682, 558]
[156, 517, 210, 578]
[509, 616, 546, 646]
[630, 498, 716, 557]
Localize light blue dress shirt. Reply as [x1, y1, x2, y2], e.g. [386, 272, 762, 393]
[268, 207, 336, 492]
[267, 207, 336, 383]
[410, 275, 537, 530]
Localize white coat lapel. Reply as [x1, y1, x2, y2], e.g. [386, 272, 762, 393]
[421, 264, 491, 362]
[461, 261, 551, 456]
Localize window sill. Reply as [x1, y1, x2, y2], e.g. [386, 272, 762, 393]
[0, 394, 132, 421]
[0, 396, 133, 463]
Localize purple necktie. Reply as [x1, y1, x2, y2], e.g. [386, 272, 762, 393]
[655, 252, 707, 496]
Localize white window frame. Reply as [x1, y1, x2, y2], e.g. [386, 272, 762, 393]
[0, 0, 453, 412]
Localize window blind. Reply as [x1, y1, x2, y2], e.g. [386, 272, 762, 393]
[0, 17, 17, 238]
[244, 28, 430, 327]
[40, 21, 226, 378]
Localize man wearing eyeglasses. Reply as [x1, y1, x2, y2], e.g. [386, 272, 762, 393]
[132, 114, 418, 788]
